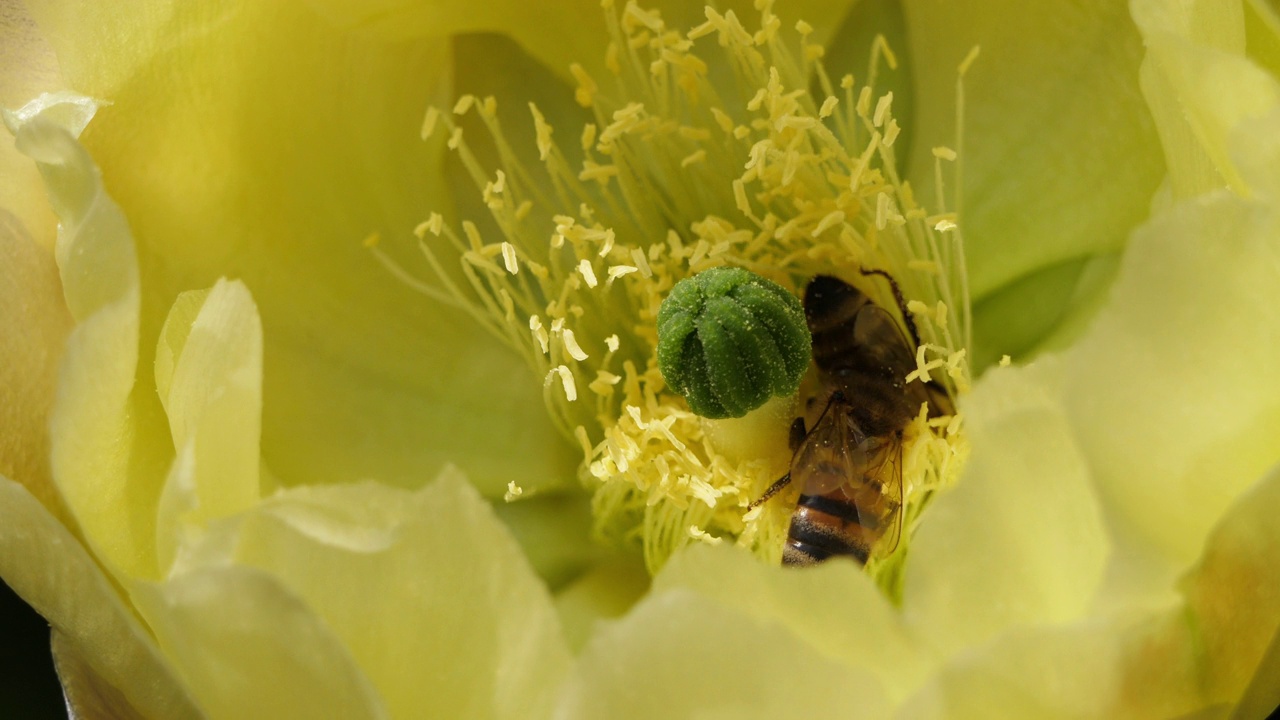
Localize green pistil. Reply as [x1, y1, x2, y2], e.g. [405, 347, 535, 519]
[657, 267, 810, 418]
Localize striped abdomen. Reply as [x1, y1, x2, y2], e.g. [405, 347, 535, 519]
[783, 478, 899, 566]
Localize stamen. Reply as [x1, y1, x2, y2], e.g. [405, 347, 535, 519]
[379, 0, 972, 577]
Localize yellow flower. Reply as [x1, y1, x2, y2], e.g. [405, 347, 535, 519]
[3, 1, 1279, 719]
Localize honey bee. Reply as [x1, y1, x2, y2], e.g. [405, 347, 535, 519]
[750, 271, 952, 566]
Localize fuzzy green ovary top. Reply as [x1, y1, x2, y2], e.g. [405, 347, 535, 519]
[657, 267, 811, 419]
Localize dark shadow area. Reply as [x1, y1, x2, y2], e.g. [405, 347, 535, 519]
[0, 580, 63, 718]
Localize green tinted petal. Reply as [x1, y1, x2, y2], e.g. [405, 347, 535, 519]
[821, 0, 914, 172]
[491, 490, 604, 590]
[1245, 0, 1280, 81]
[0, 478, 199, 719]
[1234, 626, 1280, 720]
[558, 582, 890, 719]
[169, 471, 571, 719]
[970, 256, 1094, 369]
[903, 0, 1165, 304]
[133, 567, 387, 720]
[30, 0, 573, 497]
[303, 0, 854, 84]
[904, 359, 1109, 657]
[553, 556, 651, 653]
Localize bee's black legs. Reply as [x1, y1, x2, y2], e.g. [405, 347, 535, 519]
[748, 473, 793, 510]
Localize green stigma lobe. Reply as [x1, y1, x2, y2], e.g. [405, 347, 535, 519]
[657, 267, 811, 419]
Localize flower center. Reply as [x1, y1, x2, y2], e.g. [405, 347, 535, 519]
[374, 0, 972, 591]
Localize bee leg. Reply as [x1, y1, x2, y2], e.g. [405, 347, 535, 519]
[925, 381, 955, 418]
[748, 473, 793, 510]
[788, 417, 807, 451]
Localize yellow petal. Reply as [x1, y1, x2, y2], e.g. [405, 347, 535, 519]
[157, 280, 262, 518]
[0, 477, 199, 719]
[903, 1, 1166, 303]
[904, 359, 1109, 657]
[653, 545, 928, 703]
[29, 0, 575, 497]
[559, 586, 890, 719]
[132, 567, 387, 719]
[0, 0, 62, 242]
[160, 470, 571, 719]
[7, 92, 172, 579]
[1062, 191, 1280, 567]
[901, 608, 1204, 718]
[0, 199, 71, 522]
[1134, 0, 1280, 198]
[154, 280, 264, 572]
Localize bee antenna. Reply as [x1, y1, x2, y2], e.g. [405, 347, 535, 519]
[858, 266, 922, 349]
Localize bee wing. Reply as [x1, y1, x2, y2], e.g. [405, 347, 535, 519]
[842, 304, 932, 428]
[789, 405, 865, 496]
[857, 436, 905, 557]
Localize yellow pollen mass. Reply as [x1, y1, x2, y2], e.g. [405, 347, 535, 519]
[376, 0, 973, 581]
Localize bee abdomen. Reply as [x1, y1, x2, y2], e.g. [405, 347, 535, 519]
[783, 494, 872, 566]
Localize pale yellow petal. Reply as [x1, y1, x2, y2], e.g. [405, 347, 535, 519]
[903, 0, 1166, 305]
[0, 202, 71, 522]
[557, 580, 890, 719]
[166, 471, 571, 719]
[904, 359, 1109, 658]
[654, 545, 927, 704]
[152, 280, 264, 573]
[22, 0, 174, 98]
[132, 566, 387, 720]
[7, 93, 171, 579]
[30, 0, 575, 498]
[1134, 0, 1280, 198]
[53, 631, 152, 720]
[910, 463, 1280, 717]
[899, 607, 1205, 719]
[157, 279, 262, 521]
[0, 478, 199, 719]
[1061, 192, 1280, 567]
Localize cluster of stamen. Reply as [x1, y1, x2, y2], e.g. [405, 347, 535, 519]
[372, 0, 972, 580]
